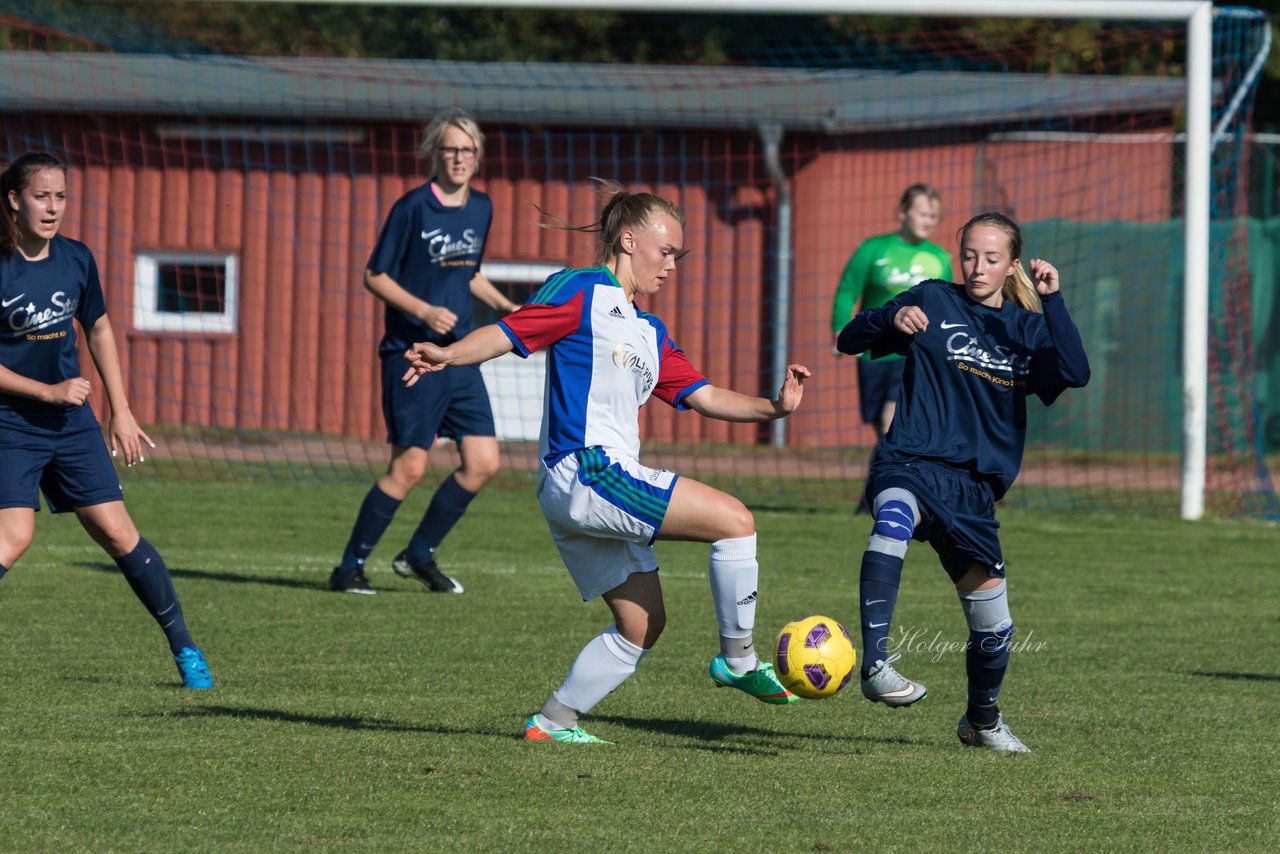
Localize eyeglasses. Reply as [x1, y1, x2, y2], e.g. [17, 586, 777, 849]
[439, 146, 478, 159]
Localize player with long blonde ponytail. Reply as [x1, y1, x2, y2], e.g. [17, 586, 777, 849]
[959, 212, 1043, 313]
[836, 210, 1090, 752]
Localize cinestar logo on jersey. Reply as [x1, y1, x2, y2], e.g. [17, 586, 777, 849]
[944, 328, 1031, 377]
[6, 290, 79, 334]
[420, 227, 481, 262]
[610, 342, 655, 394]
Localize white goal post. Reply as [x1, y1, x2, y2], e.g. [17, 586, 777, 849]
[210, 0, 1221, 519]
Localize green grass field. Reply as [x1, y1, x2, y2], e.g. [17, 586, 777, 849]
[1, 474, 1277, 851]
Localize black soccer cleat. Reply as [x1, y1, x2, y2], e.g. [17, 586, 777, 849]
[328, 567, 377, 595]
[392, 550, 464, 594]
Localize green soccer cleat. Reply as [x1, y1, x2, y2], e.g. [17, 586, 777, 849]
[522, 715, 612, 744]
[709, 654, 798, 704]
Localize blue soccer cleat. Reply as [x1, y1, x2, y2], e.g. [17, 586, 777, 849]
[174, 646, 213, 690]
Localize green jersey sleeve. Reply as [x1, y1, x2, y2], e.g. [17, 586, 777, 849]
[831, 236, 883, 337]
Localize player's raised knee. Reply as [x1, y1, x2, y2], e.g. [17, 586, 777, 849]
[867, 488, 918, 558]
[717, 496, 755, 540]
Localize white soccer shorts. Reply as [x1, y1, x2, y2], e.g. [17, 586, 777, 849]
[537, 447, 678, 601]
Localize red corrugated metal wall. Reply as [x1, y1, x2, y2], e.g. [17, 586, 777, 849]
[45, 116, 1170, 450]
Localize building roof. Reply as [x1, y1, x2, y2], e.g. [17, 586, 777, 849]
[0, 51, 1184, 133]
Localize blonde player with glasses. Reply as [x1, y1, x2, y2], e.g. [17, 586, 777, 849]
[329, 107, 518, 596]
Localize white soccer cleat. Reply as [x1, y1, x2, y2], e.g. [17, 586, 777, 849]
[957, 713, 1030, 753]
[860, 654, 927, 707]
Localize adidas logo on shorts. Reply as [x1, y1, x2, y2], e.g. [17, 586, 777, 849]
[609, 306, 625, 318]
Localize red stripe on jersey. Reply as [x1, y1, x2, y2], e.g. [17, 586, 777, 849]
[652, 341, 708, 407]
[501, 291, 584, 353]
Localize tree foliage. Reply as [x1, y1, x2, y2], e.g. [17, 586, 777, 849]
[7, 1, 1278, 127]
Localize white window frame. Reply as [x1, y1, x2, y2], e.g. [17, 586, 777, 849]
[477, 260, 563, 442]
[134, 251, 239, 334]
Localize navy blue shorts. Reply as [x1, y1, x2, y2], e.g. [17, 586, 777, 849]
[0, 424, 122, 513]
[381, 359, 496, 449]
[867, 458, 1004, 583]
[856, 357, 905, 425]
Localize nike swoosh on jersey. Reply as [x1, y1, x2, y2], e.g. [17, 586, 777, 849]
[865, 599, 886, 606]
[1, 293, 25, 308]
[939, 320, 966, 329]
[869, 622, 888, 628]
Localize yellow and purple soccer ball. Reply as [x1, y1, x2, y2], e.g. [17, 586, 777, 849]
[773, 615, 857, 700]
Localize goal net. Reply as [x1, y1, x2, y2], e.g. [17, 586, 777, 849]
[0, 1, 1271, 517]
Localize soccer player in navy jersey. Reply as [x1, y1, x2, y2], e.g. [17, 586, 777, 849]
[404, 182, 811, 744]
[328, 108, 517, 596]
[837, 212, 1090, 752]
[0, 152, 212, 689]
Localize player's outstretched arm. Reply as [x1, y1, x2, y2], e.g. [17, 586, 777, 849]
[402, 324, 515, 386]
[683, 364, 810, 422]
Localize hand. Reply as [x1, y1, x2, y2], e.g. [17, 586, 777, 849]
[401, 341, 453, 387]
[1029, 259, 1059, 296]
[420, 304, 458, 335]
[45, 377, 91, 407]
[773, 364, 811, 416]
[107, 409, 156, 467]
[893, 306, 929, 335]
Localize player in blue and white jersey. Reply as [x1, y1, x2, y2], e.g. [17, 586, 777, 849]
[0, 152, 212, 689]
[328, 108, 518, 596]
[837, 212, 1089, 751]
[404, 183, 812, 744]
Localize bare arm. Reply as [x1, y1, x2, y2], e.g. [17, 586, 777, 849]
[402, 324, 516, 386]
[0, 364, 90, 407]
[469, 271, 518, 315]
[683, 364, 810, 422]
[364, 269, 458, 336]
[84, 316, 153, 465]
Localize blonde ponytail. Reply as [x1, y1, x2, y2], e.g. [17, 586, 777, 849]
[534, 177, 684, 265]
[1003, 261, 1042, 313]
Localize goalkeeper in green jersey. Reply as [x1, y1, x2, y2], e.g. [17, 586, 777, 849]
[831, 184, 952, 435]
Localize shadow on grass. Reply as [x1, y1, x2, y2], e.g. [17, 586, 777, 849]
[136, 704, 449, 734]
[1187, 670, 1280, 683]
[74, 560, 403, 594]
[594, 713, 929, 750]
